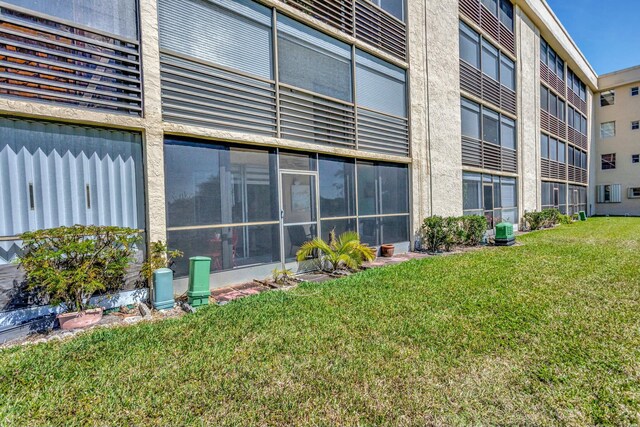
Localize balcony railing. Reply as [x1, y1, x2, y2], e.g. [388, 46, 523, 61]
[460, 60, 517, 115]
[0, 3, 142, 115]
[283, 0, 407, 61]
[357, 107, 409, 156]
[541, 158, 567, 181]
[160, 51, 277, 136]
[462, 136, 517, 173]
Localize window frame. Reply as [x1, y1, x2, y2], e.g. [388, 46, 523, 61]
[600, 91, 615, 107]
[601, 153, 616, 170]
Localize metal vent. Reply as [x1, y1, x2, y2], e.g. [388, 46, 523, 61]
[160, 52, 277, 136]
[355, 0, 406, 60]
[282, 0, 353, 35]
[357, 107, 409, 156]
[462, 136, 517, 173]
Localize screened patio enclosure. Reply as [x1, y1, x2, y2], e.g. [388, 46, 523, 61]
[164, 137, 411, 279]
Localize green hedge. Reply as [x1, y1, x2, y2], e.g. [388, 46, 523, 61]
[420, 215, 488, 253]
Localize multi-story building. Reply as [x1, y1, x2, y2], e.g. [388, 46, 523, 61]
[0, 0, 631, 330]
[594, 66, 640, 216]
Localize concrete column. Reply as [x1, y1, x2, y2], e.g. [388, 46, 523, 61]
[139, 0, 167, 243]
[407, 0, 430, 236]
[516, 7, 540, 214]
[423, 0, 463, 217]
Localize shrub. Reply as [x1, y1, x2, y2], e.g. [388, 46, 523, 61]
[459, 215, 488, 246]
[420, 216, 449, 253]
[140, 241, 183, 281]
[296, 230, 375, 272]
[524, 208, 562, 231]
[19, 225, 140, 313]
[558, 214, 573, 225]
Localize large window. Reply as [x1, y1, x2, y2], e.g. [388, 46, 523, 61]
[460, 22, 515, 90]
[356, 50, 407, 117]
[542, 182, 567, 213]
[0, 117, 145, 264]
[597, 185, 622, 203]
[567, 69, 587, 101]
[159, 0, 273, 79]
[164, 141, 410, 277]
[540, 38, 564, 79]
[463, 172, 518, 228]
[600, 122, 616, 138]
[462, 98, 517, 150]
[481, 0, 513, 31]
[541, 86, 566, 121]
[164, 139, 280, 276]
[278, 15, 352, 101]
[568, 106, 588, 135]
[568, 185, 587, 215]
[357, 161, 409, 246]
[4, 0, 138, 38]
[540, 134, 566, 163]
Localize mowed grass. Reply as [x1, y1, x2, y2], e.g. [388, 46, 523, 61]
[1, 218, 640, 426]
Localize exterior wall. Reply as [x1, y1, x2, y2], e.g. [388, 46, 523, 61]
[595, 67, 640, 216]
[515, 6, 541, 214]
[424, 0, 463, 217]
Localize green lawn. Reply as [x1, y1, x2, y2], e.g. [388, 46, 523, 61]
[1, 218, 639, 426]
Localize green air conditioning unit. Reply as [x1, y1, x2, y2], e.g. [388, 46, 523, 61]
[495, 222, 515, 246]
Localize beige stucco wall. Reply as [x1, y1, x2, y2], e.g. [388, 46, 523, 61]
[594, 75, 640, 216]
[407, 0, 430, 233]
[515, 6, 541, 215]
[421, 0, 463, 217]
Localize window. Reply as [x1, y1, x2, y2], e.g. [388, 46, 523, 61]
[549, 137, 557, 161]
[632, 121, 639, 131]
[556, 57, 564, 81]
[481, 40, 499, 81]
[159, 0, 272, 79]
[499, 0, 514, 31]
[629, 188, 640, 199]
[568, 106, 574, 128]
[356, 50, 407, 117]
[542, 181, 567, 213]
[632, 87, 639, 97]
[481, 0, 497, 15]
[568, 145, 574, 166]
[600, 122, 616, 138]
[319, 156, 356, 218]
[461, 98, 481, 139]
[597, 184, 621, 203]
[601, 154, 616, 170]
[369, 0, 405, 21]
[463, 172, 518, 228]
[500, 56, 515, 90]
[632, 154, 639, 164]
[500, 116, 516, 150]
[5, 0, 139, 38]
[600, 91, 615, 107]
[459, 22, 480, 68]
[558, 141, 566, 164]
[540, 86, 549, 112]
[540, 133, 549, 159]
[357, 161, 409, 246]
[540, 38, 564, 79]
[482, 109, 500, 145]
[278, 15, 352, 101]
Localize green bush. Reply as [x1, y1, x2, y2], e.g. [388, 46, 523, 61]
[420, 216, 449, 253]
[558, 214, 573, 225]
[524, 208, 562, 231]
[140, 240, 183, 281]
[421, 215, 487, 252]
[19, 225, 140, 312]
[459, 215, 488, 246]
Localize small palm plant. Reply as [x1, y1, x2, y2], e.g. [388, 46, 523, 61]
[296, 230, 376, 272]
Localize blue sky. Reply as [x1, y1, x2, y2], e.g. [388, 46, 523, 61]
[546, 0, 640, 75]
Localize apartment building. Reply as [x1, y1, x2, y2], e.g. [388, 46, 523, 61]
[594, 66, 640, 216]
[0, 0, 612, 328]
